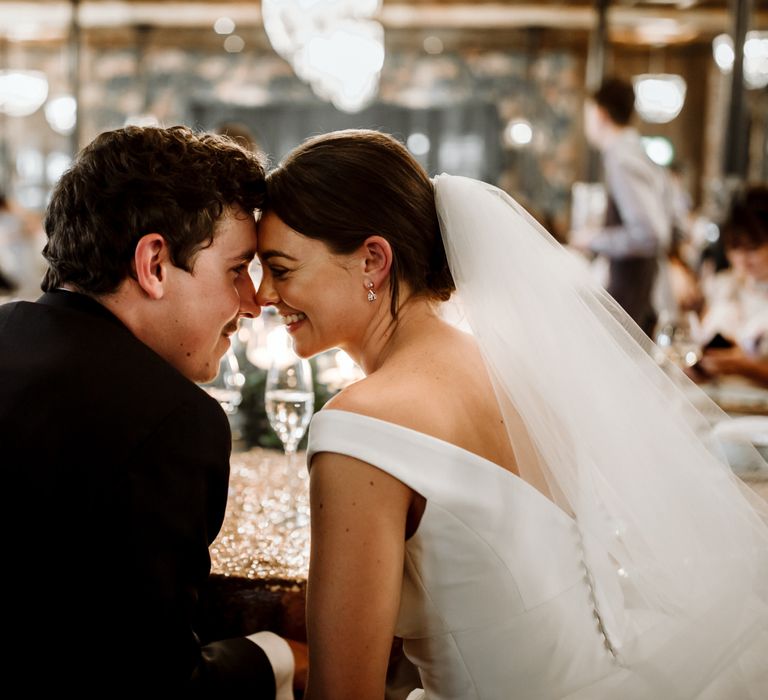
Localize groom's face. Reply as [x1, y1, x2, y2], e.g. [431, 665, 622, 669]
[156, 207, 261, 382]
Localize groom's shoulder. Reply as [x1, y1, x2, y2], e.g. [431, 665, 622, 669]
[16, 294, 218, 413]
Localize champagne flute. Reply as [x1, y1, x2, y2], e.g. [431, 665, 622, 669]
[263, 329, 314, 530]
[200, 348, 245, 415]
[265, 334, 314, 456]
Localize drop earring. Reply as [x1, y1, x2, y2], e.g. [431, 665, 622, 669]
[366, 281, 377, 302]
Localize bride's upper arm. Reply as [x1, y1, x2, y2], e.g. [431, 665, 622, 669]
[306, 451, 412, 699]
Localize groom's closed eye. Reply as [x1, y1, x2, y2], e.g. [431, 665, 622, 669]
[229, 249, 257, 272]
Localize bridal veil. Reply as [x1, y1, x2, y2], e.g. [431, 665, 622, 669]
[434, 174, 768, 697]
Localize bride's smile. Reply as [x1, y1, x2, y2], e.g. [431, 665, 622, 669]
[279, 311, 306, 329]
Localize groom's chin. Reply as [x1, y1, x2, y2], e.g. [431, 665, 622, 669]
[188, 346, 229, 385]
[196, 367, 219, 384]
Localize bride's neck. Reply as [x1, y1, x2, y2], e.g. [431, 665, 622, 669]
[354, 296, 443, 375]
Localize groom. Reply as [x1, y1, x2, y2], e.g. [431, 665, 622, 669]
[0, 126, 300, 695]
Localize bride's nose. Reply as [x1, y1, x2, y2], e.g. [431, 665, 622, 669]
[255, 273, 279, 307]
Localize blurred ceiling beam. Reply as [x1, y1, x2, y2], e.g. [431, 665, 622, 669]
[383, 4, 739, 33]
[0, 2, 762, 36]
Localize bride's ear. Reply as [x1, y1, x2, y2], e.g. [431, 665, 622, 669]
[134, 233, 170, 300]
[361, 235, 393, 288]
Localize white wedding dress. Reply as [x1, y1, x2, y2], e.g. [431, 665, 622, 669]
[303, 175, 767, 698]
[308, 409, 767, 700]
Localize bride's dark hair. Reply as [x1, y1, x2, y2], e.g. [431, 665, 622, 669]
[264, 129, 455, 316]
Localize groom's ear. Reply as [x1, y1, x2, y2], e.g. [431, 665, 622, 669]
[133, 233, 170, 300]
[361, 235, 392, 287]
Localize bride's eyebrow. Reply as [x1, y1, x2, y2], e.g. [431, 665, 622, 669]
[260, 250, 298, 262]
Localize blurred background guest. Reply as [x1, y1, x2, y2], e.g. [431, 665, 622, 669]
[697, 185, 768, 386]
[571, 77, 672, 337]
[0, 191, 45, 300]
[216, 121, 261, 154]
[0, 257, 16, 297]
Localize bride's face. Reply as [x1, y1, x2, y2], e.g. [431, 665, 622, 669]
[255, 211, 369, 358]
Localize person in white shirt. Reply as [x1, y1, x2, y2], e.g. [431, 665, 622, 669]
[698, 185, 768, 386]
[572, 77, 672, 337]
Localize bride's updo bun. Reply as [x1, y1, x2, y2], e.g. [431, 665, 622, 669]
[265, 129, 455, 316]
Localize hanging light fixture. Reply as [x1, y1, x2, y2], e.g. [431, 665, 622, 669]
[712, 31, 768, 90]
[262, 0, 384, 113]
[0, 70, 49, 117]
[632, 74, 687, 124]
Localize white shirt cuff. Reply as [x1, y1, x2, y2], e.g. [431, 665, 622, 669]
[246, 631, 295, 700]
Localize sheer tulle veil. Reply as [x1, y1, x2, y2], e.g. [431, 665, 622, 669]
[433, 174, 768, 696]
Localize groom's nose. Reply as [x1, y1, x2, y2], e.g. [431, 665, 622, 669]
[237, 270, 261, 318]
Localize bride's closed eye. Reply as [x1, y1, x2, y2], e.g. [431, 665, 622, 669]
[268, 266, 289, 279]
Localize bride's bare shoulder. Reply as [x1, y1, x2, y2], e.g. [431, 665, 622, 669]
[322, 371, 410, 423]
[322, 331, 485, 437]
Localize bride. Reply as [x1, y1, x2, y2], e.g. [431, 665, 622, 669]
[254, 129, 768, 699]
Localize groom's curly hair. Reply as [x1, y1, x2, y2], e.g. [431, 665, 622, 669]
[264, 129, 455, 318]
[42, 125, 267, 294]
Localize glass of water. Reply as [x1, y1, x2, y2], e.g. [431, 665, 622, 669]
[265, 348, 314, 456]
[655, 311, 703, 370]
[201, 348, 246, 415]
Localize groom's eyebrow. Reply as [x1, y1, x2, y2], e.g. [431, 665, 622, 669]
[260, 250, 298, 261]
[230, 248, 257, 263]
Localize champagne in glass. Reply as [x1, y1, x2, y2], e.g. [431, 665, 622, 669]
[200, 348, 245, 415]
[265, 331, 314, 455]
[265, 384, 314, 455]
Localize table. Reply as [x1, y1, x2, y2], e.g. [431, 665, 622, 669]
[210, 449, 310, 581]
[700, 378, 768, 417]
[200, 449, 309, 644]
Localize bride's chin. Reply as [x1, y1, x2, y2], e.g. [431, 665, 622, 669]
[293, 337, 330, 360]
[291, 339, 315, 359]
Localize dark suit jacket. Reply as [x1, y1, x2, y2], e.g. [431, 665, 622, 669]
[0, 290, 275, 695]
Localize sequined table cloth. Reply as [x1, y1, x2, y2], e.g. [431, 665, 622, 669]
[198, 448, 309, 643]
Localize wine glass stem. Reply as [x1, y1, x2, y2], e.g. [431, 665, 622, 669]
[284, 446, 300, 480]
